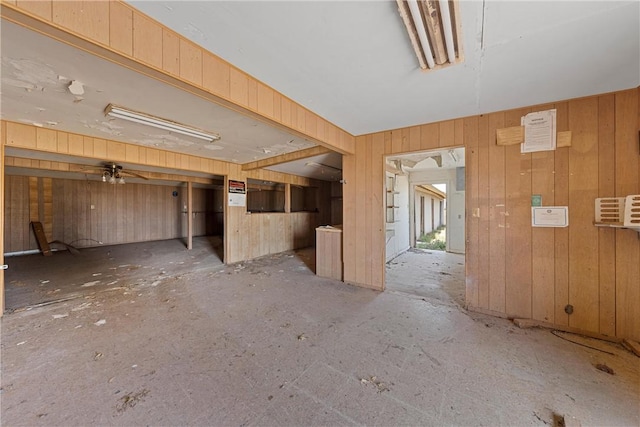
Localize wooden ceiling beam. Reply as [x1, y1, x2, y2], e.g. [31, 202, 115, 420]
[4, 156, 219, 185]
[242, 146, 333, 171]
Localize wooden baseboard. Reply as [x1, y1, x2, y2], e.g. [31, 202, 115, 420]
[512, 318, 621, 344]
[467, 305, 623, 344]
[466, 305, 511, 319]
[622, 339, 640, 357]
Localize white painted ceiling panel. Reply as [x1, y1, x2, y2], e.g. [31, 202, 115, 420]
[478, 2, 640, 114]
[131, 1, 640, 135]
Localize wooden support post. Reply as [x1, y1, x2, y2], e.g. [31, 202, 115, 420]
[187, 181, 193, 250]
[285, 183, 291, 213]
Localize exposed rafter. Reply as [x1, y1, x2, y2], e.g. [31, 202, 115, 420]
[242, 146, 332, 171]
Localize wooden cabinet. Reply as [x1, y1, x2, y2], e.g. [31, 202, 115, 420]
[316, 225, 342, 281]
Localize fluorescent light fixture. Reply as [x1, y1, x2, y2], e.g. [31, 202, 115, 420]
[438, 0, 456, 63]
[396, 0, 463, 70]
[105, 104, 220, 142]
[407, 0, 435, 69]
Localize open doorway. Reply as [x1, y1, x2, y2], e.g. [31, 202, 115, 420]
[383, 147, 466, 305]
[414, 182, 447, 251]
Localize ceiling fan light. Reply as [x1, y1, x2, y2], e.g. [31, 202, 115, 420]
[102, 175, 107, 182]
[109, 175, 116, 184]
[118, 177, 126, 185]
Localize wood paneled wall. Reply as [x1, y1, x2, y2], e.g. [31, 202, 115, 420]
[343, 88, 640, 341]
[331, 181, 343, 225]
[1, 1, 354, 154]
[225, 174, 332, 263]
[4, 175, 223, 253]
[2, 121, 328, 266]
[245, 212, 319, 260]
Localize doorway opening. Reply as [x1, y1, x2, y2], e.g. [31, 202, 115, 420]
[383, 147, 466, 305]
[414, 182, 447, 251]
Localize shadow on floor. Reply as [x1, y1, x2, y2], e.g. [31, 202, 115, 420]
[4, 236, 224, 312]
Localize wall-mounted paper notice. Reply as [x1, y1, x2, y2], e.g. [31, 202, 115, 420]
[532, 206, 568, 227]
[228, 180, 246, 207]
[228, 193, 246, 207]
[521, 109, 556, 153]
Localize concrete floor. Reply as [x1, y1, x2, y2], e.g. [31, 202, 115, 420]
[3, 236, 224, 312]
[1, 242, 638, 426]
[386, 248, 465, 307]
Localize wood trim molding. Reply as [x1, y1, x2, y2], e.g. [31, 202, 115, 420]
[496, 126, 572, 148]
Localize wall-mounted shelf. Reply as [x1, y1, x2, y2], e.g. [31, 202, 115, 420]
[594, 195, 640, 232]
[386, 175, 399, 224]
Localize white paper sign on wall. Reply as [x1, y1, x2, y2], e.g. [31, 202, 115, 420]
[532, 206, 568, 227]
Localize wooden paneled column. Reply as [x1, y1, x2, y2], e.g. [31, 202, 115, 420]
[187, 181, 193, 250]
[284, 183, 291, 213]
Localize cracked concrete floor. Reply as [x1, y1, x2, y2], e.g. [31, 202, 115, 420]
[1, 243, 638, 426]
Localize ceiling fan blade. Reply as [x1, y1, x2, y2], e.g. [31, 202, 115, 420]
[121, 170, 149, 180]
[78, 166, 105, 172]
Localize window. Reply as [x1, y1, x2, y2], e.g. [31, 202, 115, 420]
[291, 185, 318, 212]
[247, 179, 285, 213]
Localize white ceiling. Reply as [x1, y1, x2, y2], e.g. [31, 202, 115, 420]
[0, 20, 316, 164]
[2, 1, 638, 183]
[131, 1, 639, 135]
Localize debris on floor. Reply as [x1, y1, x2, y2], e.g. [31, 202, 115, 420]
[116, 389, 150, 413]
[81, 281, 101, 288]
[297, 333, 307, 341]
[594, 363, 615, 375]
[94, 319, 106, 326]
[359, 376, 390, 393]
[72, 302, 92, 312]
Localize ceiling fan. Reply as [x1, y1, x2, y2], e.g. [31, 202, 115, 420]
[81, 163, 149, 184]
